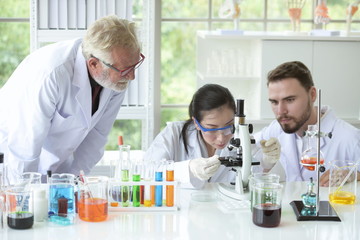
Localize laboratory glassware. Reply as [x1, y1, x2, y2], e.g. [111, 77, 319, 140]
[329, 160, 358, 205]
[143, 160, 156, 207]
[48, 173, 75, 225]
[155, 160, 165, 207]
[249, 173, 280, 211]
[120, 145, 131, 207]
[166, 160, 175, 207]
[132, 158, 142, 207]
[300, 125, 325, 171]
[78, 176, 108, 222]
[5, 186, 34, 229]
[252, 182, 283, 228]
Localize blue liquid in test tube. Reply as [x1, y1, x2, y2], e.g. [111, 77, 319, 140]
[155, 171, 163, 207]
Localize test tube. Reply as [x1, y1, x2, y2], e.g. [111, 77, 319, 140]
[166, 160, 175, 207]
[0, 153, 4, 188]
[120, 145, 131, 207]
[112, 136, 124, 179]
[143, 160, 155, 207]
[155, 160, 164, 207]
[131, 159, 142, 207]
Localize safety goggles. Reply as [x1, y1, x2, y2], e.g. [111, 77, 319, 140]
[91, 53, 145, 77]
[194, 118, 234, 136]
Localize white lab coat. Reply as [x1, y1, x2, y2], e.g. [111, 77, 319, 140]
[0, 38, 125, 183]
[144, 121, 236, 189]
[253, 106, 360, 182]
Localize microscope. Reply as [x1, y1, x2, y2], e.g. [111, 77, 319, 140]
[218, 99, 258, 200]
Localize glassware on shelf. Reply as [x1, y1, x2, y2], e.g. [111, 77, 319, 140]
[300, 125, 325, 171]
[287, 0, 306, 32]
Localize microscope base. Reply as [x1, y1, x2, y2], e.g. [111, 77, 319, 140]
[290, 200, 341, 221]
[217, 183, 250, 201]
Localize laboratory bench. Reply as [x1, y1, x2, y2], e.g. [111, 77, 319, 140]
[1, 181, 359, 240]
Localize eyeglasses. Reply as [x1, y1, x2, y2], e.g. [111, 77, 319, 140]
[194, 118, 234, 136]
[91, 53, 145, 77]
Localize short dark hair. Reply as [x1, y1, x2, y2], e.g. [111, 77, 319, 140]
[181, 84, 236, 154]
[267, 61, 314, 91]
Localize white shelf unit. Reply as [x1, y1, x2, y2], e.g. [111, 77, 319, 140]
[196, 31, 360, 131]
[30, 0, 155, 149]
[196, 31, 263, 120]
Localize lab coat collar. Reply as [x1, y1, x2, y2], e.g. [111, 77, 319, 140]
[319, 105, 336, 137]
[278, 133, 303, 181]
[73, 47, 91, 127]
[72, 47, 113, 125]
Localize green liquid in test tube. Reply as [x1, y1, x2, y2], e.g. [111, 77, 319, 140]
[132, 174, 141, 207]
[119, 145, 131, 207]
[131, 158, 143, 207]
[121, 169, 130, 207]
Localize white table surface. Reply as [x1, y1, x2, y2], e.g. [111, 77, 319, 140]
[1, 181, 359, 240]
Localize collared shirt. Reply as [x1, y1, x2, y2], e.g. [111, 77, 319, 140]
[88, 72, 103, 115]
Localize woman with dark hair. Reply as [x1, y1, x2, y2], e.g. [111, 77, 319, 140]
[144, 84, 236, 189]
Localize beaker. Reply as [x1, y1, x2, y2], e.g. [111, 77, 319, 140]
[48, 173, 75, 225]
[252, 182, 283, 228]
[5, 186, 34, 229]
[78, 176, 108, 222]
[20, 172, 42, 189]
[20, 172, 46, 222]
[108, 179, 122, 207]
[329, 160, 358, 205]
[249, 173, 280, 211]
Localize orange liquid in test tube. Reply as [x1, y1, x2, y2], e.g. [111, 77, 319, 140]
[150, 185, 155, 205]
[166, 170, 174, 207]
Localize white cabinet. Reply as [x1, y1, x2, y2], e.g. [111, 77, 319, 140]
[196, 31, 360, 130]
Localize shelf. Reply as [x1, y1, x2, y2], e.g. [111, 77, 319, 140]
[116, 106, 148, 120]
[197, 30, 360, 41]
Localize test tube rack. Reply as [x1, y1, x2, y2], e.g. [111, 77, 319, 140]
[108, 179, 179, 212]
[290, 89, 341, 221]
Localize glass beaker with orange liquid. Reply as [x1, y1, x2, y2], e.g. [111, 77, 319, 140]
[77, 176, 108, 222]
[328, 160, 358, 205]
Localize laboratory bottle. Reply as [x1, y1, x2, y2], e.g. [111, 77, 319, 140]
[33, 188, 48, 222]
[301, 177, 317, 208]
[166, 160, 175, 207]
[120, 145, 131, 207]
[300, 125, 324, 171]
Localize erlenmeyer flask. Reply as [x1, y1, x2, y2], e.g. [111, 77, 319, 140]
[300, 125, 324, 171]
